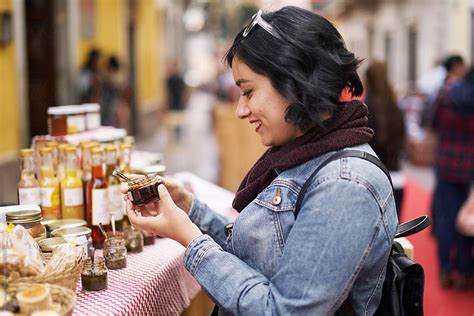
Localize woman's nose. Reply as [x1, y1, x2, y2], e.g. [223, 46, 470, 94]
[235, 99, 250, 119]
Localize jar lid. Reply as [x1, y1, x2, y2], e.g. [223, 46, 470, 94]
[47, 106, 71, 115]
[38, 237, 70, 252]
[47, 219, 87, 231]
[81, 103, 100, 112]
[6, 209, 42, 223]
[51, 226, 92, 238]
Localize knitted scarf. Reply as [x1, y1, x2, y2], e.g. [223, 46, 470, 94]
[232, 100, 373, 212]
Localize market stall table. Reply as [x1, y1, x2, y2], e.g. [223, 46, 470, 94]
[73, 238, 200, 315]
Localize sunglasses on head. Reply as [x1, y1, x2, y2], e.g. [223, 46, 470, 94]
[242, 9, 282, 40]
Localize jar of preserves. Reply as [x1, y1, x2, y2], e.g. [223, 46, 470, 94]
[103, 232, 127, 270]
[81, 257, 108, 291]
[124, 226, 143, 253]
[47, 107, 68, 136]
[142, 231, 155, 246]
[81, 103, 101, 130]
[38, 237, 70, 252]
[6, 208, 46, 241]
[51, 226, 91, 256]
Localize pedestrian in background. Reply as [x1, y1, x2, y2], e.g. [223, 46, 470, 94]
[365, 60, 406, 214]
[165, 61, 187, 142]
[102, 55, 125, 126]
[430, 64, 474, 290]
[122, 6, 398, 314]
[79, 48, 102, 103]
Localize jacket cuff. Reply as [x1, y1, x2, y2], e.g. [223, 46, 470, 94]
[184, 234, 221, 274]
[188, 196, 205, 225]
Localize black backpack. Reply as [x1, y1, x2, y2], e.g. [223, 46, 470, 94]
[294, 150, 431, 316]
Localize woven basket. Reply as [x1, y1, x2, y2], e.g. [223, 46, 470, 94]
[4, 253, 84, 291]
[7, 283, 76, 316]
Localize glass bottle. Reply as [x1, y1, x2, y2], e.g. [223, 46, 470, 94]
[81, 142, 94, 209]
[105, 146, 124, 231]
[18, 149, 41, 206]
[39, 147, 61, 219]
[45, 141, 59, 176]
[86, 147, 110, 249]
[56, 143, 69, 181]
[81, 256, 108, 291]
[119, 143, 132, 174]
[61, 146, 85, 219]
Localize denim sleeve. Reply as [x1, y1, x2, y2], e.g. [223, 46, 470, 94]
[184, 178, 389, 315]
[188, 197, 231, 248]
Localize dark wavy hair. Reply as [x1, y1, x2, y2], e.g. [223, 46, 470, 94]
[225, 6, 363, 130]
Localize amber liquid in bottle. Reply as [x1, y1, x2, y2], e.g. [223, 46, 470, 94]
[105, 146, 124, 231]
[86, 148, 110, 249]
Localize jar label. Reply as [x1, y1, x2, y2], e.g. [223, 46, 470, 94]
[92, 189, 110, 225]
[18, 187, 41, 205]
[41, 187, 60, 207]
[87, 113, 101, 130]
[108, 185, 124, 220]
[64, 187, 84, 206]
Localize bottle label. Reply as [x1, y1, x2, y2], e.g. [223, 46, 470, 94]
[64, 187, 84, 206]
[18, 187, 41, 205]
[41, 187, 60, 207]
[108, 185, 124, 221]
[92, 189, 110, 225]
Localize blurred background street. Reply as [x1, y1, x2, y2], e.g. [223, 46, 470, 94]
[0, 0, 473, 314]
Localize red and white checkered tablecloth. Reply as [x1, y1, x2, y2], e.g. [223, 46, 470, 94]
[73, 238, 201, 316]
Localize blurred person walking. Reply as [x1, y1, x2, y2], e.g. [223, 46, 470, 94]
[365, 61, 406, 215]
[79, 48, 103, 103]
[430, 65, 474, 290]
[165, 61, 187, 142]
[422, 55, 466, 126]
[102, 56, 126, 127]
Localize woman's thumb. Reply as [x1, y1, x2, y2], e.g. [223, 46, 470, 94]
[158, 184, 173, 204]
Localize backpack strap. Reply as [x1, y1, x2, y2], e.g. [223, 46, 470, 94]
[294, 149, 391, 219]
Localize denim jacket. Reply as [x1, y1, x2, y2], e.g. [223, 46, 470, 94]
[184, 144, 399, 315]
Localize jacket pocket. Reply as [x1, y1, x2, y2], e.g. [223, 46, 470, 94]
[254, 179, 299, 212]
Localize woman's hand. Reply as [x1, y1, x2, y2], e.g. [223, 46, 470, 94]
[126, 184, 202, 247]
[120, 175, 194, 214]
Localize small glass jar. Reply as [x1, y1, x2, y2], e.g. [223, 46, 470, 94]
[6, 209, 46, 241]
[124, 226, 144, 253]
[51, 226, 92, 257]
[127, 175, 162, 206]
[47, 107, 68, 136]
[81, 103, 101, 130]
[142, 231, 155, 246]
[103, 233, 127, 269]
[81, 257, 108, 291]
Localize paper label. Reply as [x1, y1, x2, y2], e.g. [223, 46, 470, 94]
[18, 187, 41, 205]
[40, 187, 60, 207]
[63, 187, 84, 206]
[108, 185, 124, 220]
[92, 189, 110, 225]
[87, 113, 101, 129]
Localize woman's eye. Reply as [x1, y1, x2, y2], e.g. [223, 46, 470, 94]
[242, 90, 252, 98]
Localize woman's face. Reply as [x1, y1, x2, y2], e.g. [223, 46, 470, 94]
[232, 56, 303, 147]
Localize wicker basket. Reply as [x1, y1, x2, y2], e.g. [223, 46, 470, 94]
[7, 283, 76, 316]
[4, 253, 84, 291]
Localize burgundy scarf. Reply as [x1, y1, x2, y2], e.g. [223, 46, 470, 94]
[232, 100, 373, 212]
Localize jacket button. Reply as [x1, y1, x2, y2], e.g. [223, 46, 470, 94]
[272, 195, 281, 205]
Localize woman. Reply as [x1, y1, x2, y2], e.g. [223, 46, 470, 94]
[124, 6, 398, 315]
[365, 61, 406, 214]
[430, 66, 474, 289]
